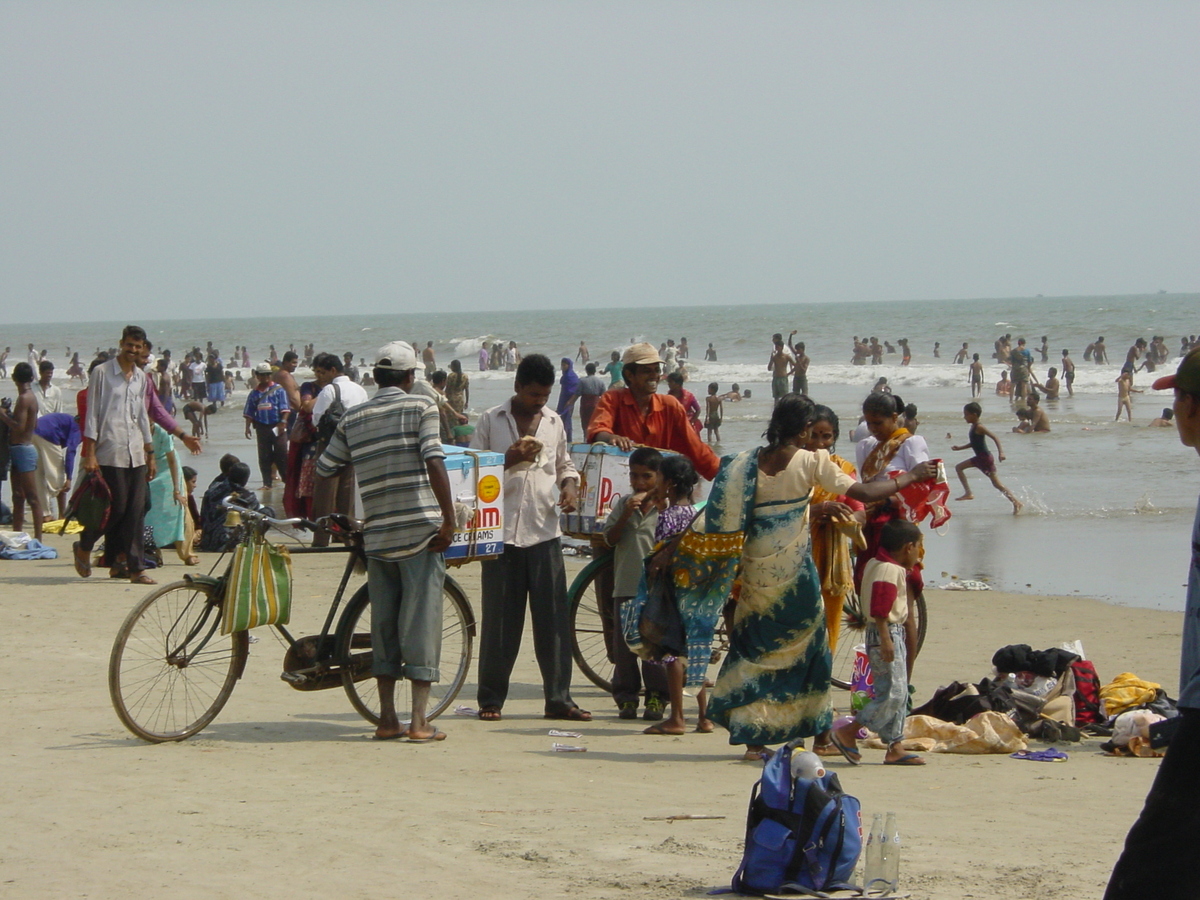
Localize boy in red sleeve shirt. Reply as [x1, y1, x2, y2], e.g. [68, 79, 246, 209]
[831, 519, 926, 766]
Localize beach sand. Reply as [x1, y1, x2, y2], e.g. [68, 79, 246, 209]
[0, 534, 1182, 900]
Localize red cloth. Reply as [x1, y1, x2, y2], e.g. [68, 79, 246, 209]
[586, 388, 720, 480]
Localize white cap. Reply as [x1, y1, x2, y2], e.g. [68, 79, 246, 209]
[375, 341, 419, 371]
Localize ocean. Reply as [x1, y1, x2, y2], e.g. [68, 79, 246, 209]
[7, 291, 1198, 611]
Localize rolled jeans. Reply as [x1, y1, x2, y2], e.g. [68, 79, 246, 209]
[858, 621, 908, 745]
[252, 421, 288, 486]
[1106, 708, 1200, 899]
[367, 551, 445, 682]
[477, 539, 576, 714]
[80, 465, 148, 574]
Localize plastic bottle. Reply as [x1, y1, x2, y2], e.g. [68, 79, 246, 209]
[789, 749, 825, 781]
[880, 811, 900, 893]
[863, 813, 885, 894]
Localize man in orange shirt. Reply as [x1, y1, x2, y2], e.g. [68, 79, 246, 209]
[586, 343, 720, 481]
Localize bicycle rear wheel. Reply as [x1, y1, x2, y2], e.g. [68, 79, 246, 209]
[338, 576, 475, 725]
[829, 591, 927, 690]
[109, 580, 249, 742]
[568, 552, 615, 693]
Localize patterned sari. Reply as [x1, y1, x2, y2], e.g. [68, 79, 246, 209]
[707, 448, 852, 747]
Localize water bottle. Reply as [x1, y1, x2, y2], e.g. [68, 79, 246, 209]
[863, 813, 885, 894]
[880, 811, 900, 893]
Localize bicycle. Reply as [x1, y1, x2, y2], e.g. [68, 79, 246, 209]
[108, 502, 477, 743]
[569, 550, 927, 693]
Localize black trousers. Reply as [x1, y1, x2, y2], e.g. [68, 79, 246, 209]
[477, 539, 577, 714]
[80, 465, 148, 574]
[610, 594, 670, 706]
[1106, 707, 1200, 899]
[253, 421, 287, 487]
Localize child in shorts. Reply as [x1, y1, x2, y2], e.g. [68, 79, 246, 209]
[603, 447, 668, 720]
[952, 402, 1021, 514]
[831, 519, 926, 766]
[704, 382, 723, 444]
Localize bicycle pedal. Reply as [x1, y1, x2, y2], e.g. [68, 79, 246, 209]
[280, 670, 308, 685]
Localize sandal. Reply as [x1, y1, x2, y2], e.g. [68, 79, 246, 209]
[545, 706, 592, 722]
[478, 706, 502, 722]
[129, 574, 157, 586]
[184, 555, 200, 566]
[72, 542, 92, 578]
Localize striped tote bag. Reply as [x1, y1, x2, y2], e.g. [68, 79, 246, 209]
[220, 536, 293, 635]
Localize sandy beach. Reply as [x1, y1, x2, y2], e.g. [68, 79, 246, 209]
[0, 533, 1182, 900]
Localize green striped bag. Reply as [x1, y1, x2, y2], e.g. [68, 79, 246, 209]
[220, 537, 293, 635]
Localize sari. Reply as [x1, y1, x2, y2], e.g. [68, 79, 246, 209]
[808, 453, 865, 652]
[854, 427, 926, 593]
[445, 370, 469, 413]
[707, 447, 855, 747]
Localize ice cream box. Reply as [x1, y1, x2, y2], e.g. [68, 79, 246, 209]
[441, 445, 504, 562]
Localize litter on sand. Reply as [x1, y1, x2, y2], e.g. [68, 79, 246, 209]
[549, 729, 583, 738]
[552, 743, 587, 752]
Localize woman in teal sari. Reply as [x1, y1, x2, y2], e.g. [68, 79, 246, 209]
[705, 395, 935, 759]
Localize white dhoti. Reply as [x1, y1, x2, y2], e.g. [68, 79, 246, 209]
[31, 434, 67, 516]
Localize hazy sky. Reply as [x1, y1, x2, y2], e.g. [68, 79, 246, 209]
[2, 2, 1197, 323]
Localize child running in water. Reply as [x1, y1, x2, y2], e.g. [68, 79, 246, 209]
[952, 402, 1022, 514]
[643, 455, 709, 736]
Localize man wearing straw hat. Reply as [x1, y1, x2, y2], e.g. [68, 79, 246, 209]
[586, 342, 719, 481]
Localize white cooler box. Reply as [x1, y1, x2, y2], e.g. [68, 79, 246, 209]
[560, 443, 637, 537]
[442, 445, 505, 562]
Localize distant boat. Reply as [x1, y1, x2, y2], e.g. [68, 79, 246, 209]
[1158, 289, 1167, 294]
[1036, 294, 1043, 298]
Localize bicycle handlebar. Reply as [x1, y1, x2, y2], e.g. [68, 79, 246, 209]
[220, 496, 321, 532]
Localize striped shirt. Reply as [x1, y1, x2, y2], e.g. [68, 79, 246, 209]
[315, 386, 446, 560]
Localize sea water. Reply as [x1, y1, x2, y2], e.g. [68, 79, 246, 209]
[5, 292, 1197, 611]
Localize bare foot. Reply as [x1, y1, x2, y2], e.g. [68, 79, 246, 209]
[694, 718, 714, 734]
[644, 722, 687, 736]
[1012, 499, 1023, 515]
[955, 493, 974, 501]
[373, 724, 405, 740]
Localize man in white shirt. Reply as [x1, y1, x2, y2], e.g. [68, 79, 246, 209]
[310, 352, 370, 546]
[34, 361, 64, 415]
[471, 354, 589, 723]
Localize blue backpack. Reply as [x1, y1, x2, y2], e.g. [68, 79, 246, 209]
[731, 743, 863, 897]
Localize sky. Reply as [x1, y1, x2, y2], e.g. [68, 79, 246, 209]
[2, 2, 1197, 323]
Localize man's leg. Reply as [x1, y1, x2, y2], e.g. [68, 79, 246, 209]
[367, 557, 405, 739]
[254, 422, 274, 488]
[524, 538, 582, 715]
[1106, 708, 1200, 899]
[476, 549, 528, 712]
[397, 549, 446, 740]
[122, 467, 149, 577]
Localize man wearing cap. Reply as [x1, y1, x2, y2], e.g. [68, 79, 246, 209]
[243, 363, 290, 491]
[586, 343, 720, 481]
[471, 353, 589, 722]
[1107, 347, 1200, 900]
[315, 341, 456, 742]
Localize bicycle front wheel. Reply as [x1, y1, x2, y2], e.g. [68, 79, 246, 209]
[568, 552, 616, 692]
[338, 576, 475, 725]
[109, 580, 249, 742]
[829, 591, 927, 691]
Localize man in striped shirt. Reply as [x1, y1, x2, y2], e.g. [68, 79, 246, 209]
[315, 341, 456, 742]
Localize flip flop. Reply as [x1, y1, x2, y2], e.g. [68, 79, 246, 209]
[479, 706, 502, 722]
[372, 731, 406, 741]
[830, 735, 861, 766]
[72, 542, 92, 578]
[545, 707, 592, 722]
[405, 730, 447, 744]
[129, 574, 157, 586]
[643, 723, 687, 736]
[883, 753, 926, 766]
